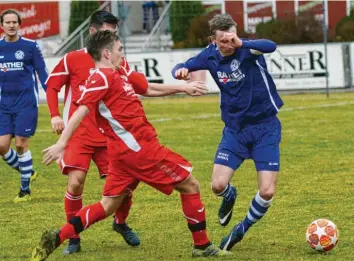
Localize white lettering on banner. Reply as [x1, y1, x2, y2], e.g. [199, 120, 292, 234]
[20, 20, 51, 38]
[247, 2, 273, 14]
[16, 4, 37, 19]
[40, 43, 347, 101]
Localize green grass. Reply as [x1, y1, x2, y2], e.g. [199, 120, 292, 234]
[1, 92, 354, 261]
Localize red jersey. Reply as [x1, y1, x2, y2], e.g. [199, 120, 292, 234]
[46, 48, 148, 147]
[77, 68, 156, 156]
[46, 48, 106, 146]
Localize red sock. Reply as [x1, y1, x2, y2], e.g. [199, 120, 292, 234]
[64, 191, 82, 239]
[114, 194, 132, 224]
[59, 202, 106, 244]
[180, 193, 210, 247]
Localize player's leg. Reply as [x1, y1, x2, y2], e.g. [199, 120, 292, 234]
[126, 143, 230, 257]
[13, 108, 38, 203]
[220, 117, 281, 251]
[0, 134, 18, 170]
[31, 196, 125, 261]
[92, 146, 140, 246]
[0, 111, 20, 172]
[31, 169, 137, 261]
[59, 141, 91, 255]
[213, 127, 248, 226]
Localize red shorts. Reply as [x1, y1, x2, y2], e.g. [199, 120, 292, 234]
[60, 139, 108, 178]
[103, 141, 192, 197]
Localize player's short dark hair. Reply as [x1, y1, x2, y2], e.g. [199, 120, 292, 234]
[0, 9, 21, 25]
[89, 10, 119, 29]
[86, 30, 120, 61]
[209, 14, 236, 36]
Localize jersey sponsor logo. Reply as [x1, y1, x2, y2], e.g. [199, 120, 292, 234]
[0, 62, 24, 72]
[122, 80, 136, 97]
[217, 70, 245, 84]
[15, 50, 25, 60]
[0, 56, 4, 59]
[217, 59, 245, 84]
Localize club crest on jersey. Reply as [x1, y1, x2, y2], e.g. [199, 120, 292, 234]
[15, 50, 25, 60]
[230, 59, 240, 71]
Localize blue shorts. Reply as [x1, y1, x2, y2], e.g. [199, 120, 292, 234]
[0, 109, 38, 137]
[214, 117, 281, 172]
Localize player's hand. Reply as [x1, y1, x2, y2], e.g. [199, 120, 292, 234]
[220, 32, 242, 48]
[42, 143, 65, 165]
[175, 68, 191, 80]
[51, 116, 65, 135]
[184, 81, 208, 96]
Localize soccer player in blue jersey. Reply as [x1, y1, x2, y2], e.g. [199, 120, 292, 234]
[0, 9, 48, 203]
[172, 14, 283, 251]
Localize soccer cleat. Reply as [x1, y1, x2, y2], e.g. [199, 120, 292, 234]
[13, 189, 31, 203]
[192, 243, 232, 257]
[30, 229, 59, 261]
[113, 222, 140, 246]
[219, 223, 245, 251]
[30, 171, 38, 184]
[218, 186, 237, 226]
[62, 239, 81, 255]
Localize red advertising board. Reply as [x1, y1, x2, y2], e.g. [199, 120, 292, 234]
[0, 1, 60, 39]
[246, 1, 274, 33]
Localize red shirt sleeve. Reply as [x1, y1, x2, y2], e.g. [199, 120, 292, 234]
[45, 54, 70, 118]
[76, 70, 109, 111]
[128, 71, 148, 95]
[120, 58, 148, 95]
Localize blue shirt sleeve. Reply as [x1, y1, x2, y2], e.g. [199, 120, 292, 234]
[241, 39, 277, 54]
[171, 45, 211, 79]
[32, 42, 48, 91]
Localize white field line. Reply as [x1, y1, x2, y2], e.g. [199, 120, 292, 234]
[36, 101, 354, 133]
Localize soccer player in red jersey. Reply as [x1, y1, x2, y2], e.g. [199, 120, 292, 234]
[45, 11, 142, 254]
[30, 31, 231, 260]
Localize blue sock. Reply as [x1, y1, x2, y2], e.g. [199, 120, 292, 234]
[217, 183, 235, 201]
[239, 191, 273, 234]
[18, 150, 33, 192]
[2, 148, 20, 172]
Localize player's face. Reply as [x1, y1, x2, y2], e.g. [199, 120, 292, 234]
[1, 14, 20, 37]
[109, 40, 123, 69]
[213, 26, 237, 56]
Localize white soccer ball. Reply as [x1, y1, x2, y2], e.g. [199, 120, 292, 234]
[306, 219, 339, 252]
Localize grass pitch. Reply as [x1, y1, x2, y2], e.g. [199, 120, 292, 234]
[0, 92, 353, 261]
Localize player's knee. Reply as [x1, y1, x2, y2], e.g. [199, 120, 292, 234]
[175, 175, 200, 193]
[259, 188, 275, 200]
[0, 145, 10, 156]
[68, 179, 85, 194]
[211, 180, 228, 195]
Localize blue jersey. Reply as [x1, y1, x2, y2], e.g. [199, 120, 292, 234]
[0, 36, 48, 112]
[172, 39, 283, 131]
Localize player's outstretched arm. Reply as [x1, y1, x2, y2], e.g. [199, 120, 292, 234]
[144, 81, 208, 97]
[243, 39, 277, 55]
[42, 105, 89, 165]
[172, 47, 211, 80]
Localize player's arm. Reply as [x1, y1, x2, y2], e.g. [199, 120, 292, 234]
[43, 72, 108, 165]
[242, 39, 277, 55]
[32, 41, 49, 91]
[121, 65, 208, 97]
[171, 47, 210, 80]
[43, 105, 89, 165]
[45, 55, 70, 134]
[144, 82, 208, 97]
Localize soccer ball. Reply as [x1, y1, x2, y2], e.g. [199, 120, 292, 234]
[306, 219, 339, 252]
